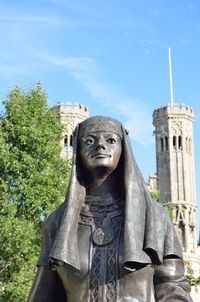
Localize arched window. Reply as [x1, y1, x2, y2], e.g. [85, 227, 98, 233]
[178, 136, 182, 151]
[173, 136, 176, 150]
[165, 136, 168, 151]
[64, 135, 68, 149]
[160, 137, 164, 152]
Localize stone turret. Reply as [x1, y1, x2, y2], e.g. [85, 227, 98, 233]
[52, 102, 89, 159]
[153, 104, 197, 252]
[153, 104, 200, 286]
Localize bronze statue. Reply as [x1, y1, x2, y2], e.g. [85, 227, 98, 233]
[29, 116, 192, 301]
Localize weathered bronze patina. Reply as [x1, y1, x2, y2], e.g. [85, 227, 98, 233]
[29, 116, 192, 302]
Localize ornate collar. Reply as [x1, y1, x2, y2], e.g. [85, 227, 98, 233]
[81, 195, 125, 215]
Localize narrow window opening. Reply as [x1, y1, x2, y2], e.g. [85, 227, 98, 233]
[178, 136, 182, 151]
[165, 136, 168, 151]
[173, 136, 176, 150]
[64, 135, 68, 150]
[161, 138, 164, 152]
[70, 135, 73, 147]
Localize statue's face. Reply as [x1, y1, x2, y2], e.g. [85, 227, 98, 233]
[80, 131, 122, 173]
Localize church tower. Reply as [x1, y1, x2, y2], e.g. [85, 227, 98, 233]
[153, 104, 197, 254]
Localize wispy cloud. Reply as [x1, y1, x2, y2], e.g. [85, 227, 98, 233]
[38, 52, 154, 145]
[0, 13, 99, 28]
[0, 11, 74, 28]
[0, 1, 156, 32]
[44, 0, 155, 31]
[39, 53, 95, 71]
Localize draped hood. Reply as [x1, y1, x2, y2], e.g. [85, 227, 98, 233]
[39, 116, 182, 271]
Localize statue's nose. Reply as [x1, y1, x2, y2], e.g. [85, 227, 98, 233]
[96, 139, 105, 150]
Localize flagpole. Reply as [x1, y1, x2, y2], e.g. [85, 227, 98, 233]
[168, 48, 174, 108]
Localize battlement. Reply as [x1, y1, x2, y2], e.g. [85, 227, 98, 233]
[52, 102, 89, 118]
[153, 103, 194, 123]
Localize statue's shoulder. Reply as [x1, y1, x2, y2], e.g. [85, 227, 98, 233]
[37, 203, 66, 266]
[43, 203, 65, 234]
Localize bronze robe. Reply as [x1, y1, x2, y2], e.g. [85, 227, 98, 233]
[29, 116, 192, 302]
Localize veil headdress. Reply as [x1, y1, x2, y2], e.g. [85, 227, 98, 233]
[41, 116, 181, 271]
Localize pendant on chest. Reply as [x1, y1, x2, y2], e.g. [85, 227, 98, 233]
[93, 223, 114, 246]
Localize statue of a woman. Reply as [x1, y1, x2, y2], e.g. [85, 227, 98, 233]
[29, 116, 192, 301]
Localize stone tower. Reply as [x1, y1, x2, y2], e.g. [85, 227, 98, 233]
[52, 102, 89, 159]
[153, 104, 198, 255]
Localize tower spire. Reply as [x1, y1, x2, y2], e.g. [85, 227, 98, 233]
[168, 48, 174, 108]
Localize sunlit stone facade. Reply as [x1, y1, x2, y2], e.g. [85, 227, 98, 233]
[52, 102, 89, 159]
[153, 104, 200, 301]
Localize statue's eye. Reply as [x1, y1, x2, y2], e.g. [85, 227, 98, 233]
[107, 138, 116, 144]
[86, 138, 94, 145]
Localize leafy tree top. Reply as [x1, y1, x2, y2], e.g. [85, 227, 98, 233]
[0, 83, 70, 225]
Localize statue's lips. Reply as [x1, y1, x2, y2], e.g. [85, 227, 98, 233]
[91, 153, 111, 158]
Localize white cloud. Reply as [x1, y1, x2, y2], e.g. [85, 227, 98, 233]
[38, 52, 154, 145]
[39, 53, 95, 71]
[0, 15, 62, 25]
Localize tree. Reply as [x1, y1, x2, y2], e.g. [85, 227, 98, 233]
[186, 263, 200, 292]
[150, 190, 159, 202]
[0, 84, 71, 301]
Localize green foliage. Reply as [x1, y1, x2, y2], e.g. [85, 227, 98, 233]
[186, 263, 200, 292]
[150, 190, 159, 202]
[0, 84, 71, 301]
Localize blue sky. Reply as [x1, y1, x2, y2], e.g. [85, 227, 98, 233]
[0, 0, 200, 233]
